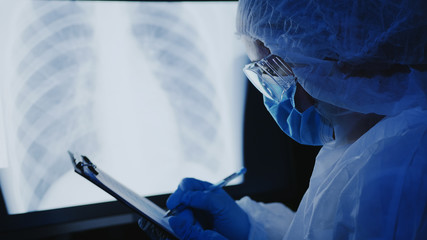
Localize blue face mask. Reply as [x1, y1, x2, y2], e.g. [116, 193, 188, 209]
[263, 84, 334, 146]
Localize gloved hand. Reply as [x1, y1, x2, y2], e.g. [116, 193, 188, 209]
[166, 178, 250, 240]
[169, 209, 228, 240]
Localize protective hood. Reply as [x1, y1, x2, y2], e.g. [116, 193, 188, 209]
[236, 0, 427, 116]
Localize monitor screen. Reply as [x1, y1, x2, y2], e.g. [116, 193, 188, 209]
[0, 0, 246, 215]
[0, 1, 305, 239]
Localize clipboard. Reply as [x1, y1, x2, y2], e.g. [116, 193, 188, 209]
[68, 151, 179, 240]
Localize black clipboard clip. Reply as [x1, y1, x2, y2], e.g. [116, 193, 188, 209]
[68, 151, 99, 175]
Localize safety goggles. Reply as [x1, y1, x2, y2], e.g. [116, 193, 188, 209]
[243, 54, 297, 102]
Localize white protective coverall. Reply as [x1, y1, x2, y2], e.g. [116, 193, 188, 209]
[235, 0, 427, 239]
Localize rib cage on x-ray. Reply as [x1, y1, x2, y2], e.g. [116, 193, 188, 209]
[2, 1, 241, 213]
[12, 2, 98, 212]
[130, 4, 223, 167]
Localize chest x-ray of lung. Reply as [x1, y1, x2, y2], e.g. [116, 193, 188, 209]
[0, 1, 247, 214]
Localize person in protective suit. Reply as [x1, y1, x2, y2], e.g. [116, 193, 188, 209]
[152, 0, 427, 239]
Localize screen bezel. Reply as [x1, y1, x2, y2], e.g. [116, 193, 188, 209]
[0, 0, 320, 238]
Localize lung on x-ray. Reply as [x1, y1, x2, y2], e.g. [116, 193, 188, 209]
[0, 1, 247, 214]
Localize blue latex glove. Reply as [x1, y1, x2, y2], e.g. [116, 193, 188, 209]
[167, 178, 250, 240]
[169, 209, 228, 240]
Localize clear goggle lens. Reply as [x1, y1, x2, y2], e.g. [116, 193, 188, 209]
[243, 55, 297, 102]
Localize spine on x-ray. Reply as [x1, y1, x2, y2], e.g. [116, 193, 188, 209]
[12, 1, 98, 211]
[130, 3, 223, 168]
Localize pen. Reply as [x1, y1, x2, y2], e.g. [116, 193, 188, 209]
[164, 167, 247, 217]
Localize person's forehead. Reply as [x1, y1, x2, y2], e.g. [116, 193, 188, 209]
[242, 36, 271, 62]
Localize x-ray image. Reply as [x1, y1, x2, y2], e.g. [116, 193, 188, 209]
[0, 1, 247, 214]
